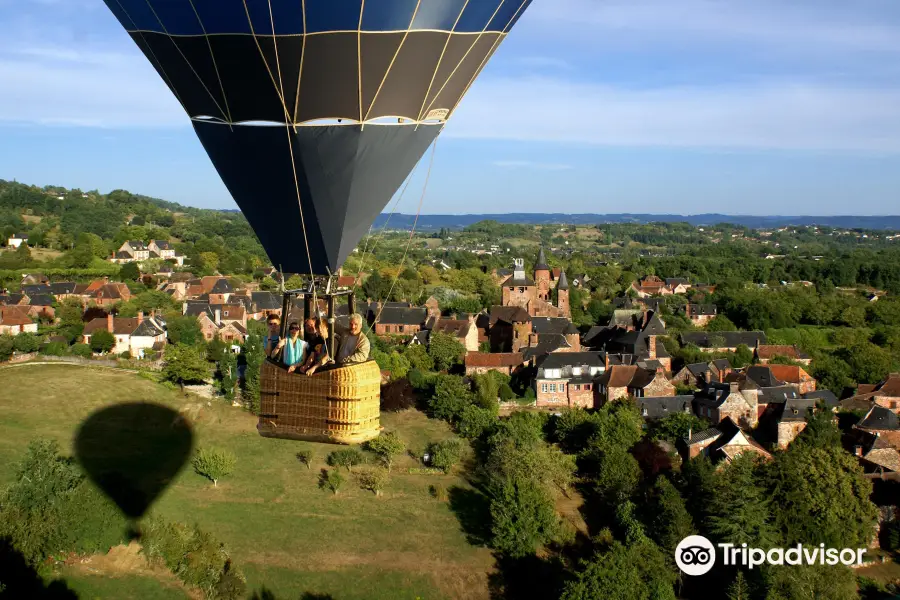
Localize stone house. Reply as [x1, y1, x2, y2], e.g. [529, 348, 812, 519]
[0, 306, 37, 335]
[630, 275, 671, 298]
[756, 389, 817, 449]
[529, 317, 580, 352]
[489, 305, 532, 353]
[374, 306, 427, 337]
[683, 303, 717, 326]
[89, 283, 133, 307]
[847, 373, 900, 415]
[767, 365, 816, 394]
[597, 364, 674, 404]
[534, 352, 607, 409]
[431, 315, 479, 352]
[853, 406, 900, 449]
[83, 313, 164, 355]
[671, 359, 732, 388]
[464, 352, 525, 377]
[148, 240, 184, 265]
[679, 417, 772, 464]
[693, 382, 759, 429]
[500, 249, 569, 318]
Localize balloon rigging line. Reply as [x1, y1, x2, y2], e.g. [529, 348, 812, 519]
[353, 157, 422, 294]
[111, 0, 188, 114]
[415, 0, 470, 129]
[186, 0, 233, 127]
[241, 0, 298, 132]
[362, 0, 423, 127]
[419, 0, 507, 121]
[452, 0, 530, 117]
[374, 136, 439, 326]
[141, 0, 230, 123]
[357, 0, 366, 126]
[292, 0, 307, 123]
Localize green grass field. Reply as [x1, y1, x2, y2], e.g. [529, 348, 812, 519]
[0, 364, 492, 600]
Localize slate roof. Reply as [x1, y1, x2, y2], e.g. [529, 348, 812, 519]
[184, 301, 214, 319]
[711, 359, 731, 372]
[639, 395, 694, 419]
[22, 284, 51, 296]
[557, 270, 569, 290]
[490, 305, 531, 325]
[127, 240, 148, 250]
[531, 317, 579, 336]
[377, 306, 427, 326]
[778, 397, 817, 422]
[0, 294, 25, 305]
[432, 318, 470, 338]
[803, 389, 839, 409]
[746, 366, 786, 388]
[694, 383, 737, 409]
[666, 278, 689, 287]
[49, 282, 77, 295]
[523, 334, 571, 361]
[115, 251, 132, 259]
[27, 294, 55, 306]
[860, 437, 900, 472]
[210, 278, 234, 294]
[687, 362, 711, 377]
[133, 319, 166, 337]
[684, 426, 724, 446]
[501, 274, 535, 287]
[758, 386, 801, 405]
[535, 247, 549, 271]
[681, 331, 767, 348]
[536, 351, 606, 370]
[857, 406, 900, 431]
[152, 239, 172, 249]
[251, 291, 282, 311]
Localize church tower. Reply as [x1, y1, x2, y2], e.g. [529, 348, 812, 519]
[534, 247, 551, 301]
[557, 270, 570, 318]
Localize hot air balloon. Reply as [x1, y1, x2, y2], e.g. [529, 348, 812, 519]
[101, 0, 534, 444]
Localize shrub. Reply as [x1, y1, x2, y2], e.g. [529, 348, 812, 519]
[380, 379, 417, 412]
[89, 329, 116, 353]
[192, 447, 237, 487]
[407, 368, 429, 390]
[12, 333, 40, 353]
[0, 334, 14, 362]
[328, 448, 364, 472]
[318, 469, 344, 495]
[120, 350, 132, 359]
[70, 343, 92, 358]
[457, 405, 497, 440]
[141, 518, 245, 599]
[498, 383, 516, 402]
[40, 341, 68, 356]
[296, 450, 314, 470]
[365, 432, 406, 471]
[523, 387, 536, 400]
[357, 467, 389, 496]
[429, 438, 465, 474]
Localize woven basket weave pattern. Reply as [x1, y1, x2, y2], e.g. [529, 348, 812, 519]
[258, 359, 381, 444]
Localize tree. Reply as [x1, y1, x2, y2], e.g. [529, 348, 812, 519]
[458, 405, 497, 440]
[706, 315, 736, 332]
[841, 342, 892, 385]
[647, 476, 695, 555]
[403, 343, 434, 371]
[561, 541, 676, 600]
[763, 564, 858, 600]
[357, 467, 389, 496]
[119, 262, 141, 281]
[327, 448, 364, 473]
[296, 450, 313, 470]
[71, 343, 92, 358]
[163, 344, 211, 390]
[242, 332, 265, 414]
[89, 329, 116, 354]
[427, 374, 474, 424]
[767, 443, 877, 549]
[428, 331, 465, 372]
[429, 438, 464, 473]
[591, 446, 641, 504]
[56, 298, 85, 343]
[365, 432, 406, 472]
[215, 350, 239, 399]
[727, 571, 751, 600]
[489, 476, 563, 558]
[649, 412, 708, 443]
[707, 453, 776, 547]
[192, 447, 236, 487]
[0, 335, 14, 362]
[166, 315, 204, 347]
[473, 372, 500, 409]
[12, 333, 40, 353]
[318, 469, 344, 495]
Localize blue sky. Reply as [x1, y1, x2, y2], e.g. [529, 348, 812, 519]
[1, 0, 899, 215]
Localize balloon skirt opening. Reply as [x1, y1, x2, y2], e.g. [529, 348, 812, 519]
[257, 359, 381, 445]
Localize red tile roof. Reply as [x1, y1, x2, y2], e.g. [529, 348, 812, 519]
[465, 352, 524, 368]
[0, 306, 33, 326]
[757, 345, 801, 359]
[768, 365, 813, 384]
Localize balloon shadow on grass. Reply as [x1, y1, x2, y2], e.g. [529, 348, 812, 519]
[0, 537, 77, 599]
[73, 402, 194, 536]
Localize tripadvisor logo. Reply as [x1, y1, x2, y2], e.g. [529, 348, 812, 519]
[675, 536, 867, 576]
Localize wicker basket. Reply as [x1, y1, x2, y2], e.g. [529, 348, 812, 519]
[257, 359, 381, 445]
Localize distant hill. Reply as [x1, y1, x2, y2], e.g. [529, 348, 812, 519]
[372, 213, 900, 231]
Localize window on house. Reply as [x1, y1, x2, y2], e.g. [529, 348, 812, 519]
[541, 383, 548, 393]
[549, 384, 556, 392]
[518, 287, 525, 293]
[642, 407, 648, 416]
[573, 384, 580, 391]
[399, 325, 405, 333]
[509, 287, 514, 291]
[891, 401, 898, 409]
[585, 384, 591, 391]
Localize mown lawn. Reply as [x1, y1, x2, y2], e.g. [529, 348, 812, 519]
[0, 364, 492, 600]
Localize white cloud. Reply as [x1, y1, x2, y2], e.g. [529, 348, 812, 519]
[493, 160, 573, 171]
[447, 76, 900, 153]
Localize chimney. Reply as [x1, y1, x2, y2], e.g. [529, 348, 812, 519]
[854, 445, 863, 457]
[647, 335, 657, 359]
[688, 427, 692, 441]
[107, 312, 113, 332]
[137, 311, 143, 324]
[214, 308, 221, 326]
